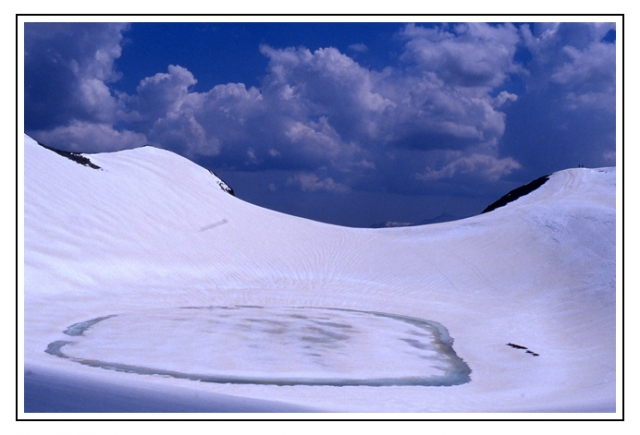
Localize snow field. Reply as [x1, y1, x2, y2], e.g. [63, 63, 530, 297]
[22, 134, 617, 413]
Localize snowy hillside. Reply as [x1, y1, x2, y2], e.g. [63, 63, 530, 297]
[21, 133, 617, 414]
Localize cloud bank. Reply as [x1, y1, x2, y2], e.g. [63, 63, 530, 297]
[24, 22, 616, 201]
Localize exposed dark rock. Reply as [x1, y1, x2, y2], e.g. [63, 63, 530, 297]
[208, 170, 235, 196]
[508, 343, 540, 357]
[37, 142, 101, 170]
[482, 175, 550, 214]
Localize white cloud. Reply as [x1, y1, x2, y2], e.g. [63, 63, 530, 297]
[401, 23, 521, 88]
[129, 65, 199, 127]
[246, 147, 259, 164]
[354, 160, 376, 170]
[259, 44, 394, 142]
[416, 153, 521, 181]
[494, 91, 518, 107]
[377, 72, 509, 147]
[35, 23, 613, 195]
[551, 43, 616, 112]
[24, 23, 128, 130]
[250, 39, 517, 174]
[284, 118, 344, 159]
[348, 43, 369, 53]
[25, 23, 524, 184]
[148, 109, 221, 158]
[603, 150, 615, 163]
[30, 121, 147, 153]
[76, 77, 120, 123]
[521, 23, 616, 113]
[287, 173, 350, 193]
[551, 43, 614, 85]
[24, 22, 538, 194]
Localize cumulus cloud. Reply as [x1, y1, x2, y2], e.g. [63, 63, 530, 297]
[127, 65, 199, 128]
[416, 152, 521, 181]
[24, 22, 616, 202]
[520, 22, 616, 112]
[376, 72, 509, 150]
[30, 121, 147, 153]
[400, 23, 521, 89]
[501, 22, 617, 176]
[259, 44, 394, 143]
[23, 22, 526, 195]
[287, 173, 350, 193]
[348, 43, 368, 53]
[551, 43, 616, 111]
[24, 23, 128, 130]
[603, 150, 616, 163]
[494, 91, 518, 107]
[245, 37, 519, 169]
[148, 108, 221, 158]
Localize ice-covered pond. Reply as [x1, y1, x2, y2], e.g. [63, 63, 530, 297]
[47, 306, 471, 387]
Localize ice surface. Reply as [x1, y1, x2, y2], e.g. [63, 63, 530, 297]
[63, 315, 117, 336]
[45, 306, 470, 387]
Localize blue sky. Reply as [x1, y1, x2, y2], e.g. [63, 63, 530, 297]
[23, 20, 617, 227]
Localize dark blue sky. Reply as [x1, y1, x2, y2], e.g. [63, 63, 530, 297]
[23, 20, 618, 227]
[113, 22, 407, 93]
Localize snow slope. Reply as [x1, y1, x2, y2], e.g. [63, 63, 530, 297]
[21, 134, 617, 414]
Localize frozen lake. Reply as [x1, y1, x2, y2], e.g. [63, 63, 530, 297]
[46, 306, 471, 387]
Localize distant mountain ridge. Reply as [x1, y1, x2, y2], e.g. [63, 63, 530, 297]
[371, 213, 461, 228]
